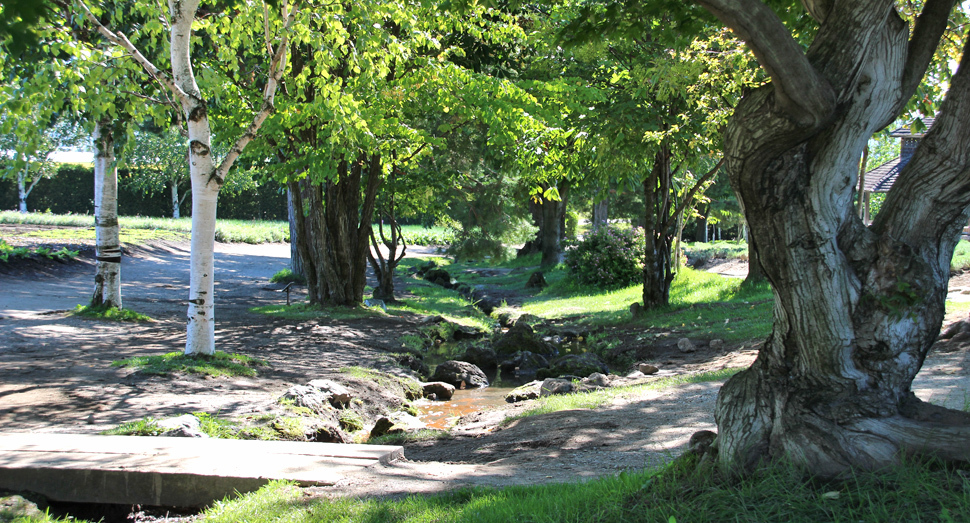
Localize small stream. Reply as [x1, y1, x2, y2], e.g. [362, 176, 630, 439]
[416, 386, 516, 429]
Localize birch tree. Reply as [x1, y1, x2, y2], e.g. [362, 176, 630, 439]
[78, 0, 299, 354]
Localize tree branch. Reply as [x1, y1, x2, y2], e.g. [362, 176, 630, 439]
[898, 0, 958, 113]
[695, 0, 836, 127]
[74, 0, 189, 104]
[216, 0, 300, 181]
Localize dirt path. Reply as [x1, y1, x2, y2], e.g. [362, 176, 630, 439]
[1, 231, 968, 501]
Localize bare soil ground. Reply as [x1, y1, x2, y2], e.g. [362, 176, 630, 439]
[1, 224, 968, 501]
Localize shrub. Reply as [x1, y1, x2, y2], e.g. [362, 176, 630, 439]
[564, 226, 645, 288]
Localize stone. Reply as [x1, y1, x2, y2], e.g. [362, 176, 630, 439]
[505, 380, 543, 403]
[638, 363, 660, 375]
[0, 495, 44, 520]
[540, 353, 609, 379]
[525, 271, 547, 288]
[492, 322, 556, 356]
[280, 384, 333, 414]
[677, 337, 696, 353]
[422, 381, 456, 400]
[307, 379, 354, 406]
[584, 372, 611, 388]
[709, 339, 725, 351]
[499, 350, 550, 381]
[630, 302, 643, 319]
[688, 430, 717, 455]
[416, 261, 438, 276]
[157, 414, 209, 438]
[461, 344, 499, 370]
[430, 360, 489, 389]
[539, 378, 574, 397]
[424, 268, 454, 288]
[451, 324, 483, 341]
[363, 299, 387, 312]
[370, 417, 405, 438]
[301, 417, 348, 443]
[396, 353, 430, 379]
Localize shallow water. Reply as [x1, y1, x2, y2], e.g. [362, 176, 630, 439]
[417, 386, 515, 430]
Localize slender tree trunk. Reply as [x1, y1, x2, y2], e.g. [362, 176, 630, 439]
[171, 182, 181, 219]
[91, 120, 122, 308]
[704, 0, 970, 475]
[17, 171, 27, 213]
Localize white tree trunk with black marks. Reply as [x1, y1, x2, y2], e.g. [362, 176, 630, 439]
[695, 0, 970, 476]
[91, 120, 122, 308]
[77, 0, 297, 354]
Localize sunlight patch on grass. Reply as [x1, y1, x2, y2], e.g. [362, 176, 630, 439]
[505, 368, 742, 424]
[250, 302, 386, 321]
[73, 304, 153, 323]
[111, 351, 267, 377]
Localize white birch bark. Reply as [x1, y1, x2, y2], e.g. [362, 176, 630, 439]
[92, 120, 122, 308]
[171, 182, 180, 219]
[78, 0, 298, 355]
[17, 172, 27, 213]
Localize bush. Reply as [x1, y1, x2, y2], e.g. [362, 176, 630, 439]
[565, 210, 580, 240]
[564, 226, 645, 288]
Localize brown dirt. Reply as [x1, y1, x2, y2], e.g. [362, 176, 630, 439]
[1, 228, 967, 501]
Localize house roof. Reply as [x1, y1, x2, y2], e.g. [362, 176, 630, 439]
[864, 157, 907, 193]
[889, 117, 935, 138]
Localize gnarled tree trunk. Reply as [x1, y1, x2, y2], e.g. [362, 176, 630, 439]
[643, 147, 675, 307]
[700, 0, 970, 476]
[91, 119, 122, 308]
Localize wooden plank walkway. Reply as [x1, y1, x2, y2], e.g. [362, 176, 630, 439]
[0, 433, 404, 507]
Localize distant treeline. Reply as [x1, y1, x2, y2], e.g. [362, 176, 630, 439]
[0, 165, 287, 220]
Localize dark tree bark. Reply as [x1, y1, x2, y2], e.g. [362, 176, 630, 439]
[592, 191, 609, 231]
[287, 186, 306, 279]
[540, 190, 564, 267]
[695, 0, 970, 476]
[287, 154, 383, 307]
[643, 147, 675, 307]
[742, 225, 765, 286]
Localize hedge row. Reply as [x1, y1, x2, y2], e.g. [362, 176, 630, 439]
[0, 165, 287, 220]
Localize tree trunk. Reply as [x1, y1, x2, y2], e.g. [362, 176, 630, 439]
[91, 120, 122, 308]
[540, 189, 563, 267]
[367, 169, 406, 302]
[286, 186, 305, 278]
[742, 225, 765, 287]
[695, 204, 709, 242]
[642, 146, 675, 308]
[704, 0, 970, 476]
[592, 194, 608, 231]
[299, 154, 383, 306]
[171, 182, 181, 219]
[17, 171, 27, 213]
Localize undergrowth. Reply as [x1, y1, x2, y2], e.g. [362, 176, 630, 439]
[73, 304, 152, 323]
[111, 351, 267, 377]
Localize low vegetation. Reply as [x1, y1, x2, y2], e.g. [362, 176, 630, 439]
[111, 351, 267, 377]
[504, 367, 742, 424]
[0, 238, 79, 263]
[0, 211, 455, 246]
[72, 304, 152, 323]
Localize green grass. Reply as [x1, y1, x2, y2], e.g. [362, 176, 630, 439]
[189, 455, 970, 523]
[72, 304, 153, 323]
[952, 240, 970, 271]
[0, 212, 459, 247]
[505, 266, 772, 341]
[111, 351, 267, 377]
[682, 240, 749, 264]
[367, 429, 453, 446]
[0, 238, 79, 262]
[504, 368, 741, 424]
[269, 268, 306, 285]
[250, 302, 388, 321]
[100, 417, 164, 437]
